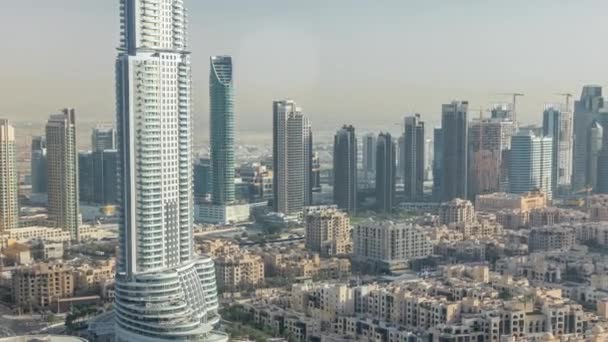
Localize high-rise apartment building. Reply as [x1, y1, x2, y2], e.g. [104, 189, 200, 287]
[362, 133, 377, 184]
[0, 119, 18, 231]
[375, 133, 395, 213]
[333, 125, 357, 214]
[573, 85, 604, 190]
[543, 105, 573, 192]
[305, 208, 351, 257]
[31, 136, 47, 194]
[210, 56, 235, 205]
[273, 100, 312, 217]
[402, 114, 425, 201]
[114, 1, 224, 341]
[468, 118, 513, 198]
[45, 109, 79, 241]
[509, 132, 553, 199]
[91, 125, 116, 152]
[441, 101, 469, 201]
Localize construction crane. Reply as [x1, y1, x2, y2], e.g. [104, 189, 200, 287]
[496, 92, 524, 127]
[554, 92, 573, 112]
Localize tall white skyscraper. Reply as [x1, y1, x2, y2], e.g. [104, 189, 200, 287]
[114, 1, 225, 341]
[509, 132, 553, 199]
[273, 100, 312, 217]
[46, 109, 79, 240]
[0, 119, 18, 231]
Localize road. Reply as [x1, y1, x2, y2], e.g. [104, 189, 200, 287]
[0, 304, 59, 337]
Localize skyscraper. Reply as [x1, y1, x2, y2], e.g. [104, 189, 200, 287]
[441, 101, 469, 201]
[273, 100, 312, 217]
[194, 157, 213, 200]
[30, 136, 47, 195]
[432, 127, 443, 201]
[375, 133, 395, 213]
[209, 56, 235, 205]
[333, 125, 357, 214]
[509, 132, 553, 199]
[114, 1, 224, 341]
[573, 85, 604, 190]
[587, 120, 603, 191]
[402, 114, 425, 201]
[79, 150, 118, 205]
[542, 105, 573, 192]
[46, 109, 79, 241]
[468, 118, 513, 198]
[91, 125, 116, 152]
[362, 133, 377, 185]
[0, 119, 18, 231]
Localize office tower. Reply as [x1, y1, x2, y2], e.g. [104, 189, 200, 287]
[432, 127, 443, 201]
[397, 134, 405, 181]
[362, 133, 377, 183]
[596, 148, 608, 194]
[333, 125, 357, 213]
[0, 119, 18, 231]
[402, 114, 425, 201]
[272, 100, 312, 217]
[587, 121, 603, 190]
[194, 157, 213, 199]
[31, 136, 47, 194]
[78, 152, 95, 204]
[91, 125, 116, 152]
[46, 109, 79, 240]
[209, 56, 235, 205]
[311, 152, 322, 193]
[468, 118, 513, 198]
[573, 85, 604, 190]
[115, 1, 224, 341]
[79, 150, 118, 205]
[542, 105, 573, 192]
[509, 132, 553, 199]
[305, 208, 351, 257]
[375, 133, 395, 213]
[441, 101, 469, 201]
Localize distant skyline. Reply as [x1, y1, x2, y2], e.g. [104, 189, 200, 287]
[2, 0, 608, 132]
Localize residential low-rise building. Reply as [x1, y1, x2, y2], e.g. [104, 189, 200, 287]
[439, 198, 476, 224]
[305, 208, 351, 257]
[215, 252, 264, 290]
[12, 262, 74, 312]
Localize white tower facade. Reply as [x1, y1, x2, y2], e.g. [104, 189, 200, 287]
[114, 1, 225, 341]
[272, 100, 312, 218]
[0, 119, 18, 231]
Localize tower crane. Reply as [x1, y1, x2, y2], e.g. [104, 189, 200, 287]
[554, 93, 573, 112]
[496, 92, 524, 130]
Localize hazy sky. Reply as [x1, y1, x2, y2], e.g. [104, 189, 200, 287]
[2, 0, 608, 132]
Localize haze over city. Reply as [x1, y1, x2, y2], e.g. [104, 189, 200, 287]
[2, 0, 608, 132]
[4, 1, 608, 342]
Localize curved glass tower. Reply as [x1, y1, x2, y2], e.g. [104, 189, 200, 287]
[114, 1, 225, 341]
[209, 56, 235, 205]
